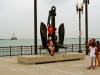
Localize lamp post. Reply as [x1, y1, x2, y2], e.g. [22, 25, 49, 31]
[75, 2, 84, 53]
[34, 0, 37, 55]
[83, 0, 89, 55]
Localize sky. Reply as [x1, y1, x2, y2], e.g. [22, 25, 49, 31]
[0, 0, 100, 39]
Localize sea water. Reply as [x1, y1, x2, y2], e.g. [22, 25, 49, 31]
[0, 38, 100, 56]
[0, 38, 100, 46]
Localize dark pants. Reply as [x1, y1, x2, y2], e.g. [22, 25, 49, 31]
[48, 34, 53, 37]
[55, 36, 57, 41]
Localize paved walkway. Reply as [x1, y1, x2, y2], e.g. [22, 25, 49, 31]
[0, 54, 100, 75]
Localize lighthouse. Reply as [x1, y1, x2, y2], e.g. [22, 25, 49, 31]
[11, 33, 17, 40]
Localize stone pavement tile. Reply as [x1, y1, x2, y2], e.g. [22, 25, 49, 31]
[0, 55, 100, 75]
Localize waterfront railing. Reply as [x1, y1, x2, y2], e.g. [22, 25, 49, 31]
[0, 44, 86, 57]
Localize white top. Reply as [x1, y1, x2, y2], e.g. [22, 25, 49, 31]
[89, 46, 96, 57]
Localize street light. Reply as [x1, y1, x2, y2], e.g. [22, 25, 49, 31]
[34, 0, 37, 55]
[75, 2, 84, 53]
[83, 0, 89, 55]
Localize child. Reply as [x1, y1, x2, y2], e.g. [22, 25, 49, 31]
[46, 36, 55, 56]
[87, 42, 97, 69]
[48, 40, 55, 56]
[47, 24, 53, 37]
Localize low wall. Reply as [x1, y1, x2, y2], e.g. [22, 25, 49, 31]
[17, 53, 85, 64]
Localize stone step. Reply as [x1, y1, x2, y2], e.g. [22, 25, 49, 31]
[17, 53, 85, 64]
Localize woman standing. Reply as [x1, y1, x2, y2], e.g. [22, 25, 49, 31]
[96, 41, 100, 66]
[87, 42, 97, 69]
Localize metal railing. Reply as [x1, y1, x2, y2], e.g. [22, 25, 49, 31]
[0, 44, 86, 57]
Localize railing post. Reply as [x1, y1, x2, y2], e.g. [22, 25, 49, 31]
[10, 45, 11, 57]
[40, 45, 41, 55]
[31, 45, 32, 55]
[21, 45, 22, 55]
[72, 44, 73, 52]
[65, 44, 66, 54]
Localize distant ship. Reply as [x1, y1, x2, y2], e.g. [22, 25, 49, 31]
[11, 33, 17, 40]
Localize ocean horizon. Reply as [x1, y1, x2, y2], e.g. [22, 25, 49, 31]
[0, 38, 100, 47]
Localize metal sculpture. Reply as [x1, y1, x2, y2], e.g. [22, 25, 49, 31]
[40, 6, 65, 52]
